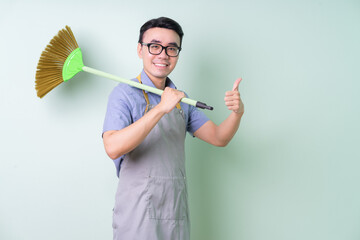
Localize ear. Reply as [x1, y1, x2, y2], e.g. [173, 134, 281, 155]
[137, 43, 143, 59]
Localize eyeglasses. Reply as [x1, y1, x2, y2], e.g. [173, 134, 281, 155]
[141, 43, 182, 57]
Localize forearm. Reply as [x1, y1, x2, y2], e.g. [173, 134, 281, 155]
[103, 105, 165, 159]
[215, 111, 243, 146]
[194, 111, 243, 147]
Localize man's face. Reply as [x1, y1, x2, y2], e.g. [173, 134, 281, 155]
[137, 27, 181, 83]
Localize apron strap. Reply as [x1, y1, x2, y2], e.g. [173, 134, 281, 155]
[136, 74, 181, 114]
[136, 74, 150, 114]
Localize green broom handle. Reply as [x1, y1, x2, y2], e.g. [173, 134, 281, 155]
[82, 66, 213, 110]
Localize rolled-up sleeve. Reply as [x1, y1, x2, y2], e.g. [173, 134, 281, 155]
[186, 104, 209, 137]
[103, 86, 132, 134]
[102, 85, 134, 177]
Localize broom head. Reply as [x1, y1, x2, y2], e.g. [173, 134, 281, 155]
[35, 26, 84, 98]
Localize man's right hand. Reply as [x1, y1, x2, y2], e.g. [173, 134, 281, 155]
[157, 87, 185, 113]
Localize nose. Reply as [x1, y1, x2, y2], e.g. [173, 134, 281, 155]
[158, 48, 169, 58]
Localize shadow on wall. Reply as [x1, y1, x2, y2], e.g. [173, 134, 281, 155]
[186, 49, 294, 238]
[187, 124, 291, 239]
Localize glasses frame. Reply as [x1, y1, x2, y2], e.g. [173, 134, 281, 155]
[141, 42, 182, 57]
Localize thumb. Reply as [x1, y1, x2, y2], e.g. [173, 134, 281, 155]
[232, 78, 242, 91]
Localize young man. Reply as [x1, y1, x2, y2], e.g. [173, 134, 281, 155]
[103, 17, 244, 240]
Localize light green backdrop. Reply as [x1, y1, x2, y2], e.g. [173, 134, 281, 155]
[1, 0, 359, 239]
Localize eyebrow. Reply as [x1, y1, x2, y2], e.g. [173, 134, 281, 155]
[150, 39, 179, 47]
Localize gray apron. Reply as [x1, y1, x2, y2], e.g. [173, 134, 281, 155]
[112, 75, 190, 240]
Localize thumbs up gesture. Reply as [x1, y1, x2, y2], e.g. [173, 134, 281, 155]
[224, 78, 244, 114]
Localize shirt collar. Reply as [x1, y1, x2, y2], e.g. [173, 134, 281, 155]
[140, 69, 177, 93]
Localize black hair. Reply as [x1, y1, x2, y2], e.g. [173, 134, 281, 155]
[138, 17, 184, 47]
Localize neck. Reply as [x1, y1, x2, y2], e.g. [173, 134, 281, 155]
[144, 70, 167, 90]
[152, 78, 166, 90]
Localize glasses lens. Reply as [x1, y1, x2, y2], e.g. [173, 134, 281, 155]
[149, 44, 162, 55]
[166, 46, 179, 57]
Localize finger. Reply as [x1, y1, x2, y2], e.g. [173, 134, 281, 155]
[225, 90, 240, 96]
[225, 93, 240, 101]
[226, 97, 239, 104]
[225, 99, 240, 106]
[232, 78, 242, 91]
[226, 91, 240, 97]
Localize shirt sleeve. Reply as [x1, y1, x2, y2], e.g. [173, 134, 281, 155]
[103, 85, 132, 134]
[186, 104, 210, 137]
[102, 85, 133, 177]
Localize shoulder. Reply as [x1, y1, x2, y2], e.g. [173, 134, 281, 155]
[106, 81, 140, 113]
[106, 79, 147, 119]
[108, 79, 144, 102]
[110, 82, 135, 98]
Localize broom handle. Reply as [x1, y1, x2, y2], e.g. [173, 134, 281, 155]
[82, 66, 213, 110]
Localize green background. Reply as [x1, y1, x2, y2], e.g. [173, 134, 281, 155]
[1, 0, 359, 239]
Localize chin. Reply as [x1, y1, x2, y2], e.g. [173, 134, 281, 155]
[153, 70, 172, 78]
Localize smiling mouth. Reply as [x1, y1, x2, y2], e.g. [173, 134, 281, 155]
[154, 63, 169, 67]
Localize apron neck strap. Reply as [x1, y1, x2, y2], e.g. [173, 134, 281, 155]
[136, 74, 181, 112]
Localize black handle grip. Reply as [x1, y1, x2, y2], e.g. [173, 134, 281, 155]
[196, 101, 214, 110]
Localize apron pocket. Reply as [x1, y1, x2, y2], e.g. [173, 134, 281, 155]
[147, 176, 187, 220]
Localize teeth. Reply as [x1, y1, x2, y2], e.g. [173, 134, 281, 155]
[155, 64, 167, 67]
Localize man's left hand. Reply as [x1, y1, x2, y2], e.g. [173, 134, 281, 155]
[224, 78, 244, 115]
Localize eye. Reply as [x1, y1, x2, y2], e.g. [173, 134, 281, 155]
[168, 47, 177, 52]
[150, 44, 161, 50]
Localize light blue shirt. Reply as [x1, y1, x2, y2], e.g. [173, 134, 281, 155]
[103, 70, 209, 176]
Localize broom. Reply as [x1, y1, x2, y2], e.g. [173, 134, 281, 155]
[35, 26, 213, 110]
